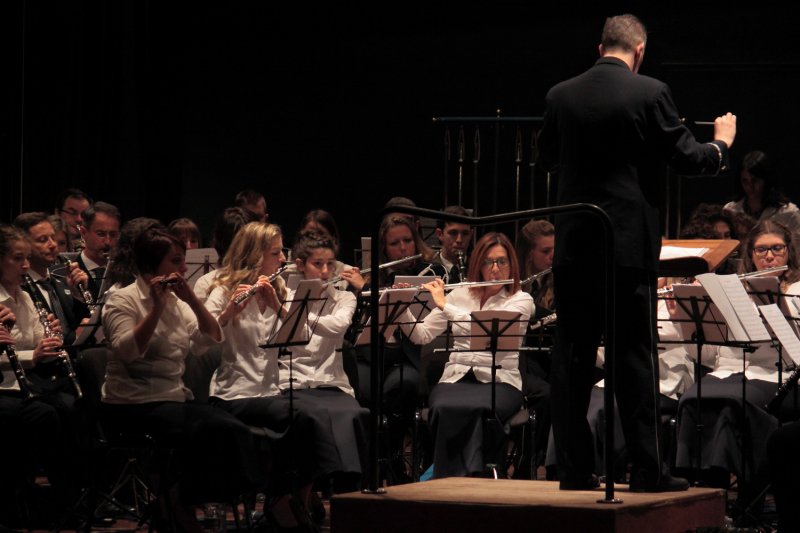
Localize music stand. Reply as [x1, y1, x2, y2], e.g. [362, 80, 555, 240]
[446, 309, 527, 476]
[184, 248, 218, 288]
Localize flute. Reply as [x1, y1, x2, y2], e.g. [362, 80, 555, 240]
[657, 265, 789, 295]
[232, 264, 290, 305]
[362, 278, 513, 297]
[1, 321, 40, 400]
[521, 267, 552, 288]
[22, 274, 83, 399]
[326, 253, 423, 286]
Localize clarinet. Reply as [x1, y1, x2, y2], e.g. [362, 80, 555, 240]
[1, 321, 40, 400]
[55, 255, 96, 313]
[22, 275, 83, 399]
[455, 250, 467, 282]
[766, 367, 800, 415]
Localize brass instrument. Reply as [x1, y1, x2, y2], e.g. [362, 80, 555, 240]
[455, 250, 467, 282]
[1, 321, 40, 400]
[232, 264, 290, 306]
[326, 253, 423, 287]
[22, 274, 83, 398]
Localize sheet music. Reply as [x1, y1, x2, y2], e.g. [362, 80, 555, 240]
[394, 275, 436, 320]
[468, 309, 523, 351]
[744, 276, 781, 306]
[353, 287, 418, 346]
[660, 246, 709, 260]
[759, 304, 800, 366]
[696, 273, 771, 342]
[670, 284, 728, 344]
[185, 248, 219, 288]
[268, 279, 324, 346]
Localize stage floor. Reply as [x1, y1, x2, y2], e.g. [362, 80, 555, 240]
[331, 478, 725, 533]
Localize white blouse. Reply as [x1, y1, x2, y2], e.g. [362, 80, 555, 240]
[0, 284, 44, 392]
[102, 276, 221, 404]
[278, 286, 357, 395]
[401, 286, 533, 391]
[205, 285, 281, 400]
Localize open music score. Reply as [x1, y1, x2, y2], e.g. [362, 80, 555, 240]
[659, 239, 740, 278]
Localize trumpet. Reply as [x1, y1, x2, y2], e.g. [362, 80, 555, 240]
[22, 274, 83, 398]
[1, 320, 40, 400]
[521, 267, 552, 288]
[657, 265, 789, 296]
[232, 264, 290, 305]
[326, 253, 423, 286]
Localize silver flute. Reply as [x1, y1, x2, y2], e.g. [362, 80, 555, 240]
[657, 265, 789, 295]
[362, 278, 514, 297]
[521, 267, 552, 288]
[326, 253, 423, 286]
[22, 274, 83, 399]
[232, 264, 290, 305]
[1, 320, 39, 400]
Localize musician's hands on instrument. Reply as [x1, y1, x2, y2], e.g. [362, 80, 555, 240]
[167, 273, 195, 304]
[65, 261, 89, 293]
[340, 268, 365, 291]
[422, 278, 447, 310]
[33, 336, 63, 363]
[148, 275, 172, 315]
[714, 112, 737, 148]
[47, 313, 63, 337]
[0, 304, 16, 328]
[0, 327, 15, 346]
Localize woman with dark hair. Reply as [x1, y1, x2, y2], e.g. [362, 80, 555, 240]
[101, 227, 260, 527]
[168, 217, 202, 250]
[401, 232, 534, 478]
[283, 209, 354, 291]
[675, 219, 800, 490]
[105, 217, 166, 289]
[193, 207, 257, 302]
[723, 150, 800, 235]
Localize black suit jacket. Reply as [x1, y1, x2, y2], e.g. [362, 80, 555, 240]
[22, 275, 89, 346]
[538, 57, 729, 273]
[75, 254, 104, 301]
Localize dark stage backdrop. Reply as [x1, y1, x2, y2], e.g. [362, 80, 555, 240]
[3, 3, 798, 261]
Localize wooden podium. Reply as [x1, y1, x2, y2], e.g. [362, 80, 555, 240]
[659, 239, 741, 278]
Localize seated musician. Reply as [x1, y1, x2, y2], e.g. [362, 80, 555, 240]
[340, 215, 445, 480]
[54, 188, 92, 253]
[75, 202, 121, 301]
[168, 217, 202, 250]
[278, 231, 368, 492]
[675, 219, 800, 489]
[433, 205, 473, 284]
[204, 221, 324, 529]
[101, 226, 260, 528]
[400, 232, 533, 478]
[0, 225, 79, 525]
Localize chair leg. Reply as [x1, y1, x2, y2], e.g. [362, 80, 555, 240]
[530, 411, 538, 480]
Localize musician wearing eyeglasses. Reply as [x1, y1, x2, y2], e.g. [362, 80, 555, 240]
[54, 188, 92, 253]
[400, 232, 533, 478]
[675, 220, 800, 490]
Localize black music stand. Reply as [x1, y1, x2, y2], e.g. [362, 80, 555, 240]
[353, 287, 419, 486]
[185, 248, 218, 288]
[445, 309, 527, 477]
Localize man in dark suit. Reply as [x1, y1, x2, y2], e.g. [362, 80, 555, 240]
[75, 201, 121, 301]
[14, 212, 90, 346]
[538, 14, 737, 492]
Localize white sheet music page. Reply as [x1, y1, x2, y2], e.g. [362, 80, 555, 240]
[759, 304, 800, 366]
[697, 273, 771, 342]
[660, 246, 709, 260]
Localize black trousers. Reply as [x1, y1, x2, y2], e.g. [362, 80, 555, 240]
[551, 264, 663, 486]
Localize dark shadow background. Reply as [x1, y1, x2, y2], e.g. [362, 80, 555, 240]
[2, 2, 798, 260]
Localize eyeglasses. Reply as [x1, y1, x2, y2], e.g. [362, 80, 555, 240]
[753, 244, 787, 257]
[481, 257, 509, 268]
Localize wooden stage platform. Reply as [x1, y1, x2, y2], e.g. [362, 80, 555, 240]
[330, 478, 726, 533]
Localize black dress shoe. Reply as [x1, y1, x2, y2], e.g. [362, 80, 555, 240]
[559, 474, 600, 490]
[629, 474, 690, 493]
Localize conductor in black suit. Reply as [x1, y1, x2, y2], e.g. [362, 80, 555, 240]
[538, 14, 737, 492]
